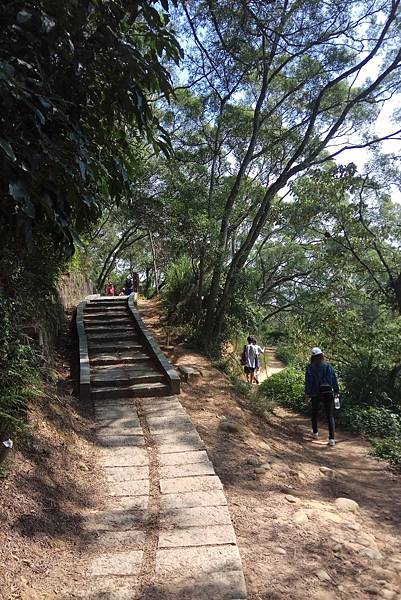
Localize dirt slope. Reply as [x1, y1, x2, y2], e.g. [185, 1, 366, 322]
[140, 298, 401, 600]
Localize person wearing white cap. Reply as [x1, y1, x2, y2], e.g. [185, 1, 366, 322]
[305, 347, 339, 447]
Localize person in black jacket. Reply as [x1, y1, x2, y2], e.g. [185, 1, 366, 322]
[305, 347, 339, 447]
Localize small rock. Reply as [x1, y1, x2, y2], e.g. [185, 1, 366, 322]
[273, 547, 287, 555]
[360, 547, 383, 560]
[314, 591, 338, 600]
[357, 532, 377, 548]
[219, 420, 241, 433]
[293, 510, 309, 524]
[334, 497, 359, 513]
[315, 569, 332, 582]
[260, 462, 272, 470]
[333, 543, 342, 553]
[345, 522, 360, 531]
[79, 463, 89, 472]
[246, 456, 260, 466]
[285, 494, 299, 504]
[381, 590, 395, 599]
[320, 466, 335, 478]
[254, 467, 266, 475]
[280, 484, 294, 492]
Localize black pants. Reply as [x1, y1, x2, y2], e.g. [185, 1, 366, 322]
[311, 395, 335, 439]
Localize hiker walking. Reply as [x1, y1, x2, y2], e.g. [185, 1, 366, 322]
[252, 337, 265, 384]
[241, 336, 264, 384]
[305, 347, 339, 447]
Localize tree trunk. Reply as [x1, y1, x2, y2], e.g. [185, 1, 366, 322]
[149, 230, 159, 295]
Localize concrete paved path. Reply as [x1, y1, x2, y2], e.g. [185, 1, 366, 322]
[75, 297, 247, 599]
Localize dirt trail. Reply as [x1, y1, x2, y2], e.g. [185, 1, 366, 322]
[255, 346, 285, 384]
[140, 298, 401, 600]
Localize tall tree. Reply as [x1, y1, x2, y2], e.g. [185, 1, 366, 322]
[180, 0, 401, 347]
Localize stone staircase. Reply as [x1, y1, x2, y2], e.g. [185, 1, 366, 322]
[84, 297, 171, 400]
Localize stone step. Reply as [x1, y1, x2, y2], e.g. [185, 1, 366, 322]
[88, 341, 144, 353]
[92, 381, 171, 400]
[90, 352, 153, 366]
[85, 326, 136, 335]
[84, 312, 130, 320]
[91, 369, 164, 389]
[87, 332, 139, 343]
[84, 319, 133, 328]
[90, 299, 127, 305]
[85, 304, 129, 311]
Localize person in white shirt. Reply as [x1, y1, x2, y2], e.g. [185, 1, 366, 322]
[243, 336, 265, 383]
[252, 338, 265, 384]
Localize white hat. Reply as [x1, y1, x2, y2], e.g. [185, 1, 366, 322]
[311, 347, 323, 356]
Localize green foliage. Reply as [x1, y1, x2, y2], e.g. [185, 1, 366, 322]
[162, 256, 198, 327]
[371, 437, 401, 470]
[0, 0, 181, 254]
[340, 357, 401, 412]
[275, 345, 298, 367]
[257, 368, 308, 412]
[0, 240, 67, 439]
[338, 405, 401, 438]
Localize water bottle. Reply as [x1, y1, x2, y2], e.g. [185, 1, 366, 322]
[334, 395, 340, 409]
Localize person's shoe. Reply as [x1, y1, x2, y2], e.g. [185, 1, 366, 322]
[328, 439, 335, 447]
[312, 432, 319, 439]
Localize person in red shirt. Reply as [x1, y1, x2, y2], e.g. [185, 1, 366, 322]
[105, 282, 115, 296]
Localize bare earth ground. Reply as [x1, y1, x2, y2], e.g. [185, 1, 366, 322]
[140, 298, 401, 600]
[1, 300, 401, 600]
[0, 314, 104, 600]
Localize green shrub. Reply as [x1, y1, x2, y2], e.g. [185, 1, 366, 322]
[275, 346, 295, 366]
[371, 437, 401, 470]
[340, 356, 401, 412]
[257, 367, 308, 412]
[337, 405, 401, 438]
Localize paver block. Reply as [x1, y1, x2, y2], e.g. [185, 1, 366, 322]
[89, 529, 146, 549]
[93, 398, 137, 407]
[148, 418, 194, 436]
[97, 434, 145, 448]
[104, 465, 149, 483]
[155, 432, 206, 454]
[159, 524, 236, 548]
[68, 577, 139, 599]
[97, 424, 143, 436]
[142, 402, 188, 418]
[160, 505, 232, 528]
[108, 478, 149, 497]
[85, 506, 148, 531]
[140, 396, 179, 406]
[95, 407, 139, 417]
[160, 461, 215, 479]
[160, 475, 222, 495]
[153, 570, 247, 599]
[89, 550, 143, 576]
[160, 490, 228, 510]
[99, 447, 148, 467]
[160, 450, 210, 466]
[155, 545, 242, 577]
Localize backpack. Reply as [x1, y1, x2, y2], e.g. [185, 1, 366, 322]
[240, 345, 247, 366]
[319, 364, 333, 400]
